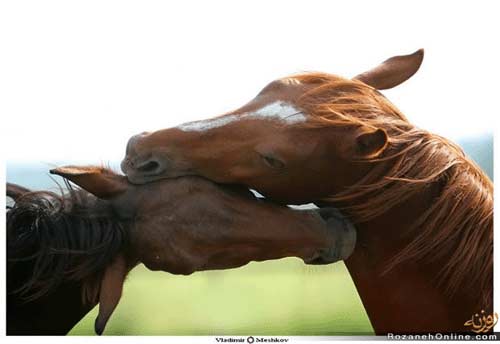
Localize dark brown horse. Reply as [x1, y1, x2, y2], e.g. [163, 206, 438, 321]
[7, 182, 126, 335]
[121, 49, 493, 334]
[7, 166, 354, 335]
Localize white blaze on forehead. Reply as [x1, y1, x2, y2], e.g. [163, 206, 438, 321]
[177, 101, 306, 132]
[280, 77, 302, 86]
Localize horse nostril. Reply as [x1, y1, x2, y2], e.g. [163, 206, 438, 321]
[136, 160, 161, 173]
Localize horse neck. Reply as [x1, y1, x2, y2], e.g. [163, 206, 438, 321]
[7, 259, 96, 335]
[7, 222, 103, 335]
[337, 181, 486, 334]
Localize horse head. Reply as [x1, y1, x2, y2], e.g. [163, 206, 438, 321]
[49, 166, 356, 334]
[120, 50, 423, 204]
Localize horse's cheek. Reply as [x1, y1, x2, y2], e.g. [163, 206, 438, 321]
[129, 218, 168, 269]
[129, 218, 197, 275]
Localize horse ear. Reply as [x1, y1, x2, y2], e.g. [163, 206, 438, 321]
[50, 166, 128, 200]
[354, 49, 424, 90]
[94, 254, 128, 335]
[355, 128, 388, 158]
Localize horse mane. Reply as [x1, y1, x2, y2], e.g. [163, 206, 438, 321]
[7, 181, 127, 304]
[294, 72, 493, 309]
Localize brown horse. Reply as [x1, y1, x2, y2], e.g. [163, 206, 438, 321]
[7, 166, 354, 335]
[121, 49, 493, 334]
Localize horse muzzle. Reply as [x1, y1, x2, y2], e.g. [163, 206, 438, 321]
[121, 132, 173, 184]
[304, 207, 357, 265]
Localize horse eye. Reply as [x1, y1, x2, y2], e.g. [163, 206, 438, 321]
[261, 155, 285, 169]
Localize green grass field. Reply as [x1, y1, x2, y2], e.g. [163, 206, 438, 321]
[69, 259, 373, 335]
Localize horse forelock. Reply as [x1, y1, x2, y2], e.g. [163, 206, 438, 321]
[293, 72, 493, 309]
[6, 183, 128, 304]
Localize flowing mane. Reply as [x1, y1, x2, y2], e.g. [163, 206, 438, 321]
[7, 182, 127, 303]
[294, 72, 493, 308]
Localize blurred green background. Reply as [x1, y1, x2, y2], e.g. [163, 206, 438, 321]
[71, 261, 372, 335]
[6, 134, 492, 335]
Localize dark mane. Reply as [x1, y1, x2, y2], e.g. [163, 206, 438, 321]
[294, 72, 493, 309]
[7, 182, 128, 303]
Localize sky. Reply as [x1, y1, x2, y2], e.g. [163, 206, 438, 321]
[1, 1, 498, 164]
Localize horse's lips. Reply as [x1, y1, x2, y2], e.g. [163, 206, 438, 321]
[124, 169, 188, 185]
[124, 170, 165, 185]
